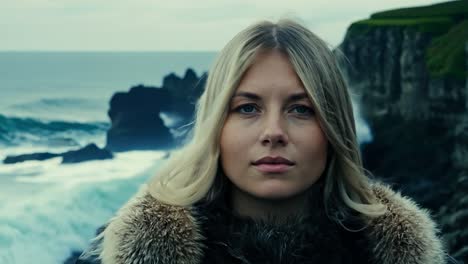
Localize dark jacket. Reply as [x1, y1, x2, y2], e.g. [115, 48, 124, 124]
[77, 182, 447, 264]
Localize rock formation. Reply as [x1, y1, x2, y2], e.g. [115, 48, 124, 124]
[105, 68, 206, 152]
[338, 1, 467, 261]
[3, 143, 113, 164]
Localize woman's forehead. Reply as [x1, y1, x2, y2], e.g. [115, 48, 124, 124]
[234, 75, 308, 100]
[230, 89, 312, 104]
[230, 50, 312, 102]
[239, 50, 303, 85]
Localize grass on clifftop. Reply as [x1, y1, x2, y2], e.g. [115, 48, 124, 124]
[348, 0, 468, 79]
[349, 16, 454, 35]
[371, 0, 468, 19]
[427, 20, 468, 79]
[348, 0, 468, 34]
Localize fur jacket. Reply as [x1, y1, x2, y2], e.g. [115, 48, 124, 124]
[76, 182, 447, 264]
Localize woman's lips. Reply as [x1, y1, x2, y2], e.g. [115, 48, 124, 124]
[253, 163, 294, 173]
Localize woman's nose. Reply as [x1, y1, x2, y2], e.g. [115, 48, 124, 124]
[259, 114, 289, 147]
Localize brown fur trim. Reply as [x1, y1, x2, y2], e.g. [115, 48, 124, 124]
[367, 183, 446, 264]
[99, 184, 205, 264]
[95, 182, 446, 264]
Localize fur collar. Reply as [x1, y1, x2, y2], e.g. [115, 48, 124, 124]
[81, 182, 446, 264]
[196, 186, 371, 264]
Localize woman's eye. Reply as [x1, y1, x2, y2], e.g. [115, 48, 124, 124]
[232, 104, 314, 116]
[235, 104, 259, 114]
[291, 105, 314, 116]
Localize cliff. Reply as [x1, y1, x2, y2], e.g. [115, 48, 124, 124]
[338, 0, 467, 261]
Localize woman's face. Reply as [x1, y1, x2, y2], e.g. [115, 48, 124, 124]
[220, 50, 328, 201]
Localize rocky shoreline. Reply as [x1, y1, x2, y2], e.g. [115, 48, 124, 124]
[3, 143, 113, 164]
[3, 68, 206, 165]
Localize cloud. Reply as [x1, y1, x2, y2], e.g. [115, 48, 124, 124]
[1, 0, 448, 51]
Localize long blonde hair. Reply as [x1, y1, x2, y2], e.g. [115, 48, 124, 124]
[148, 18, 386, 221]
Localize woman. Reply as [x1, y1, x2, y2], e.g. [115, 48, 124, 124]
[77, 19, 447, 264]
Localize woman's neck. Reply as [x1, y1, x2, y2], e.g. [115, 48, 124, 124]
[229, 186, 312, 223]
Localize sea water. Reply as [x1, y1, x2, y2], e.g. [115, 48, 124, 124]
[0, 52, 215, 263]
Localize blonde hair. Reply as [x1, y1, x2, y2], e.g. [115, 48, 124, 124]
[148, 18, 386, 221]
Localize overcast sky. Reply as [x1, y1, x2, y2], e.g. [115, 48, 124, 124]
[2, 0, 448, 51]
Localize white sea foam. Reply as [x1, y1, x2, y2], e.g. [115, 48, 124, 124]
[351, 96, 373, 144]
[0, 150, 168, 264]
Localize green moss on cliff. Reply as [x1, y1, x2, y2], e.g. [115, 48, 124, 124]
[427, 20, 468, 79]
[347, 0, 468, 79]
[371, 0, 468, 19]
[350, 17, 453, 35]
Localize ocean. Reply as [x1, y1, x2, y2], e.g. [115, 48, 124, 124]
[0, 51, 216, 264]
[0, 51, 371, 263]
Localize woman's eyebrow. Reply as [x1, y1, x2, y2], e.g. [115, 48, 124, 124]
[232, 91, 309, 103]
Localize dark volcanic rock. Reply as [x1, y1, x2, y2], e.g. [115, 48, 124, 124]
[3, 152, 61, 164]
[3, 143, 113, 164]
[106, 85, 174, 152]
[63, 251, 82, 264]
[62, 143, 113, 164]
[64, 225, 106, 264]
[162, 68, 206, 115]
[338, 8, 468, 262]
[105, 68, 206, 152]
